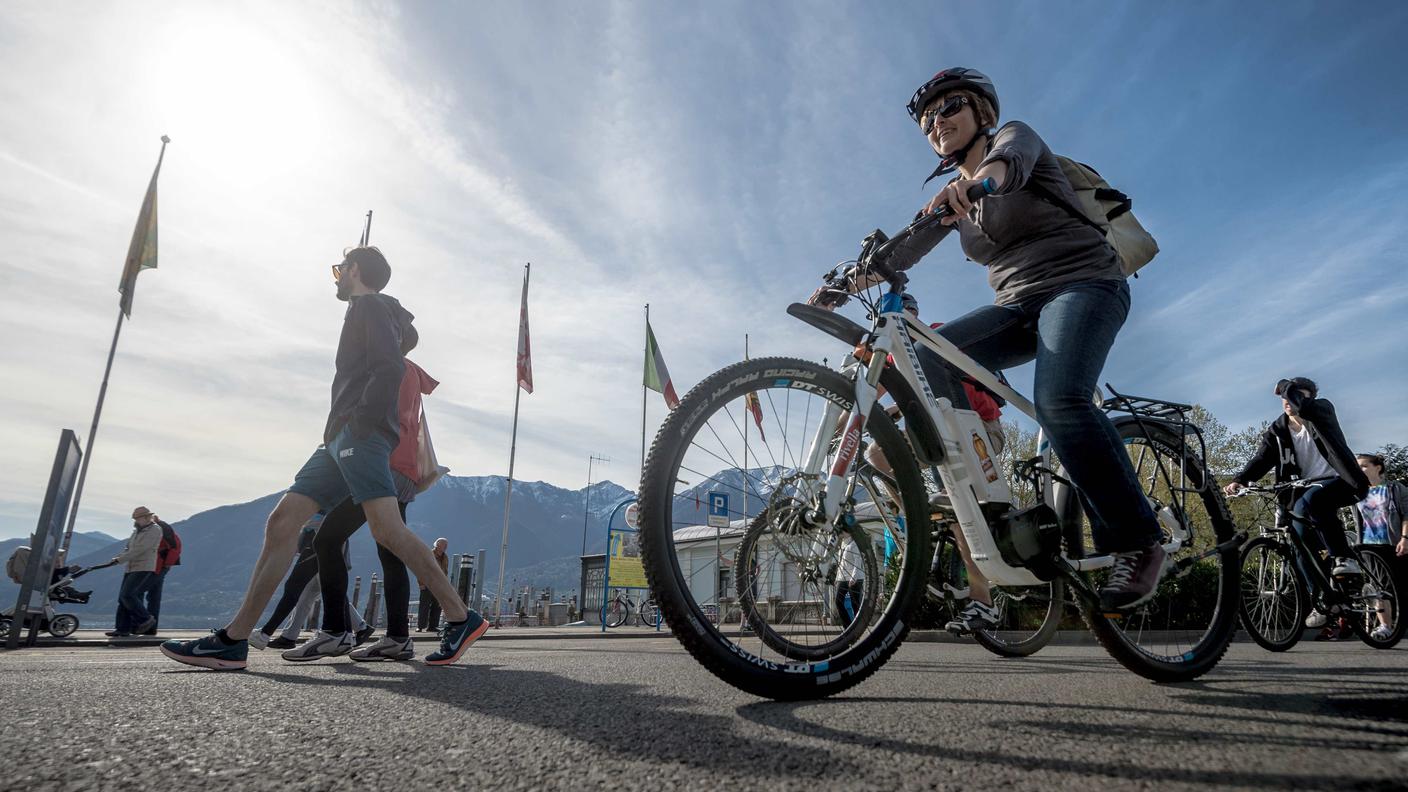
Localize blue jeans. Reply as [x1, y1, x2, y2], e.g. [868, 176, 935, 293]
[916, 279, 1160, 553]
[116, 571, 156, 630]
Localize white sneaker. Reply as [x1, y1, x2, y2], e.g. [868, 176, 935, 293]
[247, 631, 271, 651]
[280, 630, 354, 662]
[1369, 624, 1393, 642]
[1331, 557, 1362, 576]
[1304, 610, 1327, 629]
[350, 636, 414, 662]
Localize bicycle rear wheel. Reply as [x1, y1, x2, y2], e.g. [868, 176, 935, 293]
[1064, 418, 1241, 682]
[1237, 536, 1307, 652]
[639, 357, 932, 700]
[604, 598, 630, 628]
[1346, 546, 1404, 649]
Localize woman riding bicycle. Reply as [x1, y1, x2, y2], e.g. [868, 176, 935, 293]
[817, 67, 1166, 613]
[1224, 377, 1371, 626]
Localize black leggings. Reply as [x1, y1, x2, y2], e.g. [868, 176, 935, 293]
[315, 498, 411, 639]
[260, 546, 318, 636]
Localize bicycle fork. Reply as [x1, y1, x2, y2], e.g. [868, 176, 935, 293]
[797, 354, 884, 528]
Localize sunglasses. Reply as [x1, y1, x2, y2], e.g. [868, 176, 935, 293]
[920, 95, 970, 134]
[331, 261, 352, 283]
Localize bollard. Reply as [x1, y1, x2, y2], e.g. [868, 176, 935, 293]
[474, 549, 486, 610]
[363, 572, 381, 630]
[350, 575, 362, 610]
[456, 554, 472, 609]
[449, 553, 461, 587]
[306, 598, 321, 631]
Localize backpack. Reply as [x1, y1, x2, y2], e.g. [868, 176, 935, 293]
[156, 522, 182, 572]
[6, 546, 30, 584]
[1030, 157, 1159, 277]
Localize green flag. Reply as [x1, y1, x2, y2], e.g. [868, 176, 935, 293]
[643, 320, 679, 409]
[118, 136, 169, 318]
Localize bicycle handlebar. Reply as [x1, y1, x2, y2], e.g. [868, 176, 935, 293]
[817, 177, 996, 305]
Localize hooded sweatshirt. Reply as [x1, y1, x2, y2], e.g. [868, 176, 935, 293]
[1231, 397, 1370, 502]
[324, 293, 419, 444]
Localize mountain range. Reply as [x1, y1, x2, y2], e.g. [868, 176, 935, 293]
[2, 467, 788, 630]
[3, 475, 633, 629]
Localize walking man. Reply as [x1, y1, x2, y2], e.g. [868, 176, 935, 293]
[108, 506, 162, 637]
[418, 538, 450, 632]
[160, 246, 487, 670]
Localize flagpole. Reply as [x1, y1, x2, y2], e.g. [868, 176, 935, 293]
[494, 262, 530, 625]
[61, 134, 169, 555]
[640, 303, 649, 479]
[59, 309, 125, 555]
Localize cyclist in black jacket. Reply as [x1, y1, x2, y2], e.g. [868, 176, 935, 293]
[1225, 377, 1370, 621]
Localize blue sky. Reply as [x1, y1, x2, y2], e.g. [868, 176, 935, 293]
[1, 1, 1404, 540]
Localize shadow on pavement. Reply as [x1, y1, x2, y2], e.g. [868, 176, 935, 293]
[252, 662, 857, 779]
[735, 688, 1408, 790]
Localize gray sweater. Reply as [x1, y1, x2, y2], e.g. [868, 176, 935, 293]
[880, 121, 1124, 306]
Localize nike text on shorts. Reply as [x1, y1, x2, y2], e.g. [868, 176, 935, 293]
[288, 424, 398, 508]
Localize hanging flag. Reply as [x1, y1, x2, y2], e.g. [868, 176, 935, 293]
[516, 265, 533, 393]
[745, 390, 766, 441]
[118, 136, 169, 318]
[643, 321, 680, 409]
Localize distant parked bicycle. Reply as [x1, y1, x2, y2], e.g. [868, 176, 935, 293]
[1233, 480, 1403, 651]
[602, 588, 659, 628]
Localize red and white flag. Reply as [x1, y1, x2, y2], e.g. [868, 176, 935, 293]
[745, 390, 765, 441]
[516, 265, 533, 393]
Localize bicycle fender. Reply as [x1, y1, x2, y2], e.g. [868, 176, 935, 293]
[879, 365, 946, 466]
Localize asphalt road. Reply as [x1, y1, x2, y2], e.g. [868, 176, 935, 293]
[1, 637, 1404, 791]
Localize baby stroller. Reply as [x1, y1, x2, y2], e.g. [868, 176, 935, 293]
[2, 546, 118, 639]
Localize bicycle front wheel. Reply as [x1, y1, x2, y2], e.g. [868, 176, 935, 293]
[1237, 536, 1306, 652]
[639, 357, 932, 700]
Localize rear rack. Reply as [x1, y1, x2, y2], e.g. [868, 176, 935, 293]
[1100, 384, 1194, 422]
[1100, 383, 1212, 492]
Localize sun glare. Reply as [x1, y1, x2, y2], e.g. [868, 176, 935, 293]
[145, 9, 337, 185]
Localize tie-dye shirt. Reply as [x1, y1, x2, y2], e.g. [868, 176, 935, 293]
[1359, 485, 1391, 545]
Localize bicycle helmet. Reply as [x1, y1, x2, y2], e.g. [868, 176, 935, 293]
[908, 68, 1001, 185]
[906, 67, 1000, 125]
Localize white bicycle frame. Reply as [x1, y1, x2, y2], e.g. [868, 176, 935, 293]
[796, 300, 1186, 588]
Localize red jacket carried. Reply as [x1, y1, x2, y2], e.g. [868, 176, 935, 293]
[390, 359, 440, 486]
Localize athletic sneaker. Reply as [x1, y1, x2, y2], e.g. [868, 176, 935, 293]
[1330, 557, 1362, 577]
[1369, 624, 1393, 641]
[350, 636, 414, 662]
[945, 600, 999, 635]
[1305, 610, 1328, 629]
[248, 631, 271, 650]
[425, 611, 488, 666]
[159, 633, 248, 671]
[280, 630, 354, 662]
[268, 636, 297, 650]
[1098, 543, 1167, 611]
[354, 625, 375, 647]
